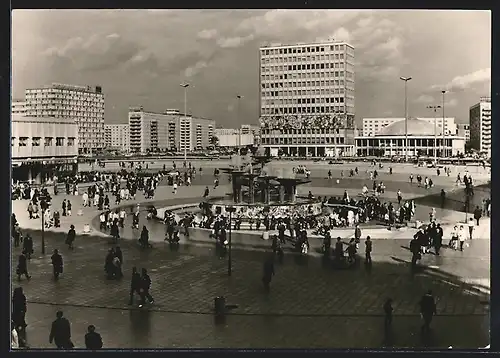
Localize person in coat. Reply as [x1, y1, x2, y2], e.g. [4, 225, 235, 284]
[104, 249, 116, 279]
[22, 235, 34, 260]
[139, 226, 150, 248]
[12, 287, 27, 331]
[419, 290, 437, 333]
[84, 325, 103, 350]
[51, 249, 64, 280]
[16, 253, 31, 281]
[65, 225, 76, 250]
[110, 222, 120, 244]
[49, 311, 73, 349]
[128, 267, 141, 305]
[139, 268, 154, 307]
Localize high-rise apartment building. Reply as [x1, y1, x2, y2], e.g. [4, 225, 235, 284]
[259, 41, 356, 157]
[469, 97, 491, 155]
[456, 123, 470, 143]
[22, 83, 105, 154]
[363, 117, 457, 137]
[128, 106, 215, 153]
[11, 99, 27, 115]
[104, 124, 130, 153]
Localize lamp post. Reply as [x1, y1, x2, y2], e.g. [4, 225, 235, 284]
[441, 90, 446, 159]
[180, 83, 190, 161]
[226, 206, 236, 276]
[237, 95, 242, 149]
[400, 77, 412, 161]
[40, 197, 48, 254]
[427, 105, 441, 164]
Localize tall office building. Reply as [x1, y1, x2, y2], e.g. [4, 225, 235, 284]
[363, 117, 457, 137]
[22, 83, 105, 154]
[128, 106, 215, 153]
[469, 97, 491, 155]
[104, 124, 130, 153]
[259, 41, 356, 157]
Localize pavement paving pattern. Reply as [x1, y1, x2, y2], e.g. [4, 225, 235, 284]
[11, 161, 490, 349]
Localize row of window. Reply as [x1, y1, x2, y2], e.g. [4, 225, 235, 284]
[262, 88, 349, 97]
[262, 137, 345, 145]
[264, 97, 348, 105]
[261, 44, 351, 56]
[261, 106, 350, 115]
[12, 136, 76, 147]
[261, 61, 347, 72]
[262, 128, 342, 135]
[357, 139, 453, 147]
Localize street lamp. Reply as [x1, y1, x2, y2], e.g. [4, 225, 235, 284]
[180, 83, 190, 161]
[40, 197, 48, 254]
[236, 95, 242, 148]
[400, 76, 412, 161]
[441, 90, 447, 159]
[427, 105, 442, 164]
[226, 205, 236, 276]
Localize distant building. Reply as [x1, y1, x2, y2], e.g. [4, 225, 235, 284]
[11, 115, 78, 183]
[456, 123, 470, 143]
[214, 128, 254, 148]
[21, 83, 105, 154]
[355, 118, 465, 158]
[104, 124, 130, 152]
[469, 97, 491, 155]
[259, 40, 356, 157]
[128, 106, 215, 153]
[363, 117, 457, 137]
[11, 99, 27, 115]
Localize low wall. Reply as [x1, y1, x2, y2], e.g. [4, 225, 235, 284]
[186, 226, 325, 252]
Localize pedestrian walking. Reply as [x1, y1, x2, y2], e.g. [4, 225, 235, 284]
[365, 236, 372, 265]
[419, 290, 437, 333]
[459, 225, 467, 251]
[128, 267, 141, 305]
[84, 325, 103, 350]
[12, 287, 27, 331]
[16, 253, 31, 281]
[65, 225, 76, 250]
[67, 200, 72, 216]
[51, 249, 64, 280]
[383, 298, 393, 332]
[49, 311, 73, 349]
[22, 235, 33, 260]
[139, 268, 154, 308]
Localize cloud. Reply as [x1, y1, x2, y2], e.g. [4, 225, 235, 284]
[217, 34, 254, 48]
[197, 29, 218, 40]
[41, 33, 145, 72]
[433, 68, 491, 92]
[445, 98, 458, 107]
[415, 94, 435, 104]
[185, 60, 208, 78]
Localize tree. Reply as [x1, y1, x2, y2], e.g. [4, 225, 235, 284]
[209, 136, 219, 147]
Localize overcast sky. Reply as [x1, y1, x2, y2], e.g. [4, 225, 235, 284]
[12, 10, 491, 127]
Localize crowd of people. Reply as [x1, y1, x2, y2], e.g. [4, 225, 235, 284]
[11, 158, 489, 349]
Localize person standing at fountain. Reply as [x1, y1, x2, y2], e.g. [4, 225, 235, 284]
[203, 186, 209, 198]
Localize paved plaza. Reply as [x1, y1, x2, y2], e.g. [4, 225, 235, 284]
[11, 161, 490, 349]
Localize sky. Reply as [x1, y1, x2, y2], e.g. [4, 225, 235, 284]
[12, 10, 491, 128]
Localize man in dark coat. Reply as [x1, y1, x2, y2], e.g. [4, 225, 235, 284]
[22, 235, 34, 260]
[473, 206, 482, 226]
[49, 311, 73, 349]
[419, 290, 437, 333]
[65, 225, 76, 250]
[139, 268, 154, 307]
[433, 224, 443, 255]
[51, 249, 64, 280]
[128, 267, 141, 305]
[17, 253, 31, 281]
[84, 325, 103, 350]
